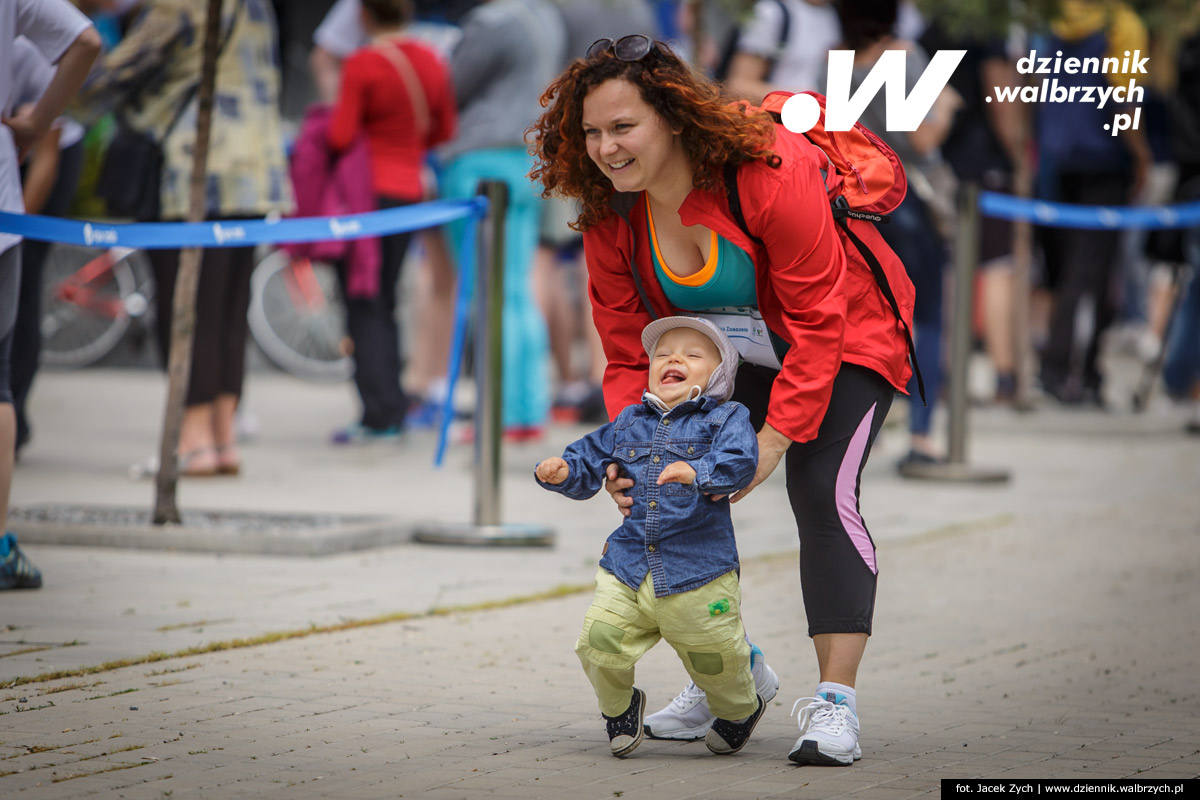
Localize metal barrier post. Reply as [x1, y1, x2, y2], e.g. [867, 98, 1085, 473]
[414, 181, 555, 546]
[899, 182, 1010, 483]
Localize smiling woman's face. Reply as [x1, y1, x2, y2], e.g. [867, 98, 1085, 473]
[581, 78, 685, 195]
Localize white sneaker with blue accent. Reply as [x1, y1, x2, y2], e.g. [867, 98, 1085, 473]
[788, 692, 862, 765]
[643, 646, 780, 740]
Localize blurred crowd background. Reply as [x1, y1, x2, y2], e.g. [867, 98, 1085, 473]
[9, 0, 1200, 478]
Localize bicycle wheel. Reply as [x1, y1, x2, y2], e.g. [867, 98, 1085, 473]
[40, 245, 142, 368]
[248, 248, 352, 382]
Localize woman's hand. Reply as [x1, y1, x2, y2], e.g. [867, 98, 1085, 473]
[604, 463, 635, 517]
[722, 423, 792, 504]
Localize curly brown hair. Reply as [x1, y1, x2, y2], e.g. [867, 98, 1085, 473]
[527, 42, 779, 231]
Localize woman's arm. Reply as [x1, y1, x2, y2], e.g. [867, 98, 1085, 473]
[4, 27, 100, 160]
[21, 125, 62, 215]
[582, 221, 657, 418]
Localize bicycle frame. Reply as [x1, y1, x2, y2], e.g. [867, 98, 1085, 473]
[53, 246, 138, 320]
[279, 257, 329, 314]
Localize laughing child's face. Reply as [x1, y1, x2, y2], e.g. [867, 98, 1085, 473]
[648, 327, 721, 408]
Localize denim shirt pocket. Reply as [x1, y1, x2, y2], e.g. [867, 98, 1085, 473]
[613, 441, 653, 498]
[661, 439, 711, 495]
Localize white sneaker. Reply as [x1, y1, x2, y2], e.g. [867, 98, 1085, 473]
[644, 648, 780, 741]
[788, 695, 862, 765]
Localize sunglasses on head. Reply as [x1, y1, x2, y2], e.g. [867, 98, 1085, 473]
[586, 34, 656, 62]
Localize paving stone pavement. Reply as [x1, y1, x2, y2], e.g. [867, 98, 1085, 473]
[2, 362, 1199, 797]
[1, 490, 1197, 798]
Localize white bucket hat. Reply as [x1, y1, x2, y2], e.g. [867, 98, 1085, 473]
[641, 316, 741, 403]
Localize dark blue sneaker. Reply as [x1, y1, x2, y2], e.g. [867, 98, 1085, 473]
[603, 687, 646, 758]
[0, 533, 43, 590]
[705, 694, 766, 755]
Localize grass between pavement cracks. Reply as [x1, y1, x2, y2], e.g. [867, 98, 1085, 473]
[1, 515, 1016, 690]
[1, 582, 594, 689]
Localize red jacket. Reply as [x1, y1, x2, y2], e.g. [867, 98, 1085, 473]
[328, 38, 457, 201]
[583, 129, 914, 444]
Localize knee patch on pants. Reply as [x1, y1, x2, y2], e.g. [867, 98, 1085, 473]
[576, 617, 638, 671]
[687, 650, 724, 676]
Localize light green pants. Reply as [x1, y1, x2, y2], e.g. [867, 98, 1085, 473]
[575, 568, 758, 721]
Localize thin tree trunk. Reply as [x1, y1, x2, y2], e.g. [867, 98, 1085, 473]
[153, 0, 225, 524]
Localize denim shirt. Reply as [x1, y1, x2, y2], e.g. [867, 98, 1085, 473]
[536, 393, 759, 597]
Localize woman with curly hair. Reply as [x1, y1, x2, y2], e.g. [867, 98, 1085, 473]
[529, 36, 915, 765]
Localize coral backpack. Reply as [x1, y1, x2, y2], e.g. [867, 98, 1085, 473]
[724, 90, 925, 402]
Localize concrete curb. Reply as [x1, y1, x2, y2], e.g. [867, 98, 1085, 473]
[7, 504, 414, 557]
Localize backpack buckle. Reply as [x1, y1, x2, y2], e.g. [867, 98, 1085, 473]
[830, 195, 889, 224]
[830, 195, 851, 219]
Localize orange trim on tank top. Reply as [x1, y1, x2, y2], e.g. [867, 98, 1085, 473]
[646, 192, 717, 288]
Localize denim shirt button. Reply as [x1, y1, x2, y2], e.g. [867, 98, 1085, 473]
[662, 418, 671, 426]
[687, 446, 695, 454]
[647, 544, 656, 552]
[648, 500, 657, 510]
[628, 448, 635, 457]
[652, 456, 660, 464]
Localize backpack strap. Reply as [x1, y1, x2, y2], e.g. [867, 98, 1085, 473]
[722, 163, 927, 404]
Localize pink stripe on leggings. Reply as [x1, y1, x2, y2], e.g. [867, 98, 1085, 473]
[835, 402, 878, 574]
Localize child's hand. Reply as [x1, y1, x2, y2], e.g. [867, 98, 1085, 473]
[657, 461, 696, 485]
[536, 457, 570, 484]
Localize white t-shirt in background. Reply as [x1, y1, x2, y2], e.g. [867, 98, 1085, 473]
[737, 0, 840, 94]
[1, 0, 93, 255]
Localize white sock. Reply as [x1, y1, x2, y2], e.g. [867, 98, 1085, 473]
[815, 681, 857, 715]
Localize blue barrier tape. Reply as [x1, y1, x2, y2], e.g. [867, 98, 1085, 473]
[0, 197, 488, 248]
[980, 191, 1200, 230]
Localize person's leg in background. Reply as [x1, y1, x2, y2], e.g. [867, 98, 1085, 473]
[1042, 172, 1128, 404]
[1, 248, 21, 525]
[878, 193, 945, 463]
[404, 227, 455, 428]
[535, 195, 590, 421]
[12, 140, 85, 456]
[332, 200, 413, 442]
[978, 171, 1017, 403]
[1, 245, 42, 589]
[149, 246, 226, 475]
[440, 149, 551, 436]
[208, 244, 255, 472]
[494, 147, 550, 436]
[404, 159, 456, 428]
[1162, 252, 1200, 432]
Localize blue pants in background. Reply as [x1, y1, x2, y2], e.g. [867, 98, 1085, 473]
[441, 147, 550, 430]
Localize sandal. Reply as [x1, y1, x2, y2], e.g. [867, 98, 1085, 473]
[215, 443, 241, 476]
[178, 446, 219, 477]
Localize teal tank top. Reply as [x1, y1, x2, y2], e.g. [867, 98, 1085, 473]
[646, 197, 757, 311]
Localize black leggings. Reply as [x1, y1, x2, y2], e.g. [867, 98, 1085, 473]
[335, 195, 414, 430]
[731, 362, 895, 636]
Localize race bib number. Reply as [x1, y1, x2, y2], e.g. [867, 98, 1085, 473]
[694, 307, 782, 371]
